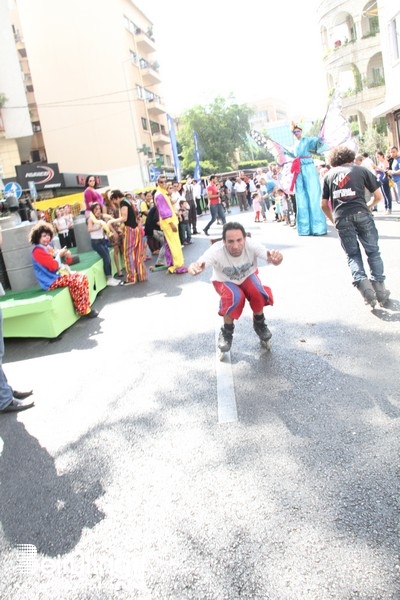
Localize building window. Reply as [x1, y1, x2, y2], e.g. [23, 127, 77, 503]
[141, 118, 148, 130]
[129, 50, 137, 65]
[389, 14, 400, 62]
[371, 67, 384, 86]
[369, 16, 379, 35]
[150, 121, 160, 134]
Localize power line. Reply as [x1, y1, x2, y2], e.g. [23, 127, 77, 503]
[2, 87, 153, 110]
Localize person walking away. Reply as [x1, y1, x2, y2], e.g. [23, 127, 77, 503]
[321, 145, 390, 307]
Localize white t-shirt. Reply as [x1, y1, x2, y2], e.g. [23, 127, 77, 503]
[197, 237, 268, 285]
[193, 182, 201, 198]
[170, 191, 182, 214]
[234, 180, 247, 193]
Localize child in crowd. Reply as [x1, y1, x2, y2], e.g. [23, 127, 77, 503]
[273, 190, 282, 222]
[178, 200, 192, 245]
[252, 191, 262, 222]
[219, 184, 231, 215]
[275, 189, 290, 225]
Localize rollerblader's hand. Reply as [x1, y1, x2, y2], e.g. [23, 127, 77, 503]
[188, 261, 205, 276]
[266, 250, 283, 265]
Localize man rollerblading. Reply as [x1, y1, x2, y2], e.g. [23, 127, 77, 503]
[188, 221, 283, 357]
[371, 280, 390, 306]
[357, 278, 377, 308]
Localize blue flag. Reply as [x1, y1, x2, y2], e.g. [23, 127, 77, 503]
[167, 114, 181, 181]
[193, 131, 201, 181]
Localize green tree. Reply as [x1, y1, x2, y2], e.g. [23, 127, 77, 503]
[306, 119, 323, 137]
[177, 96, 254, 175]
[359, 125, 389, 155]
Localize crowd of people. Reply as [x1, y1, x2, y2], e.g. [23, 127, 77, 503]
[27, 142, 399, 327]
[0, 142, 399, 412]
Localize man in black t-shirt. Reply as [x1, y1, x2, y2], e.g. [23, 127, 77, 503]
[321, 145, 390, 307]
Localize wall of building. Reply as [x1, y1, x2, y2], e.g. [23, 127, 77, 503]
[0, 0, 32, 161]
[11, 0, 170, 190]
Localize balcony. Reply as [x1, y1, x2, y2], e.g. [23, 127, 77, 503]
[146, 97, 166, 115]
[323, 33, 381, 69]
[152, 132, 170, 145]
[140, 64, 161, 86]
[135, 28, 156, 54]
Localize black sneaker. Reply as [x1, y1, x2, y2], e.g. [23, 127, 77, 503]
[82, 309, 99, 318]
[203, 229, 209, 236]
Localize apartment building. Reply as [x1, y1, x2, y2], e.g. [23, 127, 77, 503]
[372, 0, 400, 145]
[0, 0, 174, 193]
[318, 0, 386, 136]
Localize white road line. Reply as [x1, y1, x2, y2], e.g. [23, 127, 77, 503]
[215, 329, 238, 423]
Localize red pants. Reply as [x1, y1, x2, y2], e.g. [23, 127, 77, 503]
[49, 272, 91, 315]
[213, 272, 273, 320]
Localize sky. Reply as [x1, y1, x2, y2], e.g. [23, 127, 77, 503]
[137, 0, 329, 122]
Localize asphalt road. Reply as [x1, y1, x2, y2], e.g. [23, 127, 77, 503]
[1, 203, 400, 600]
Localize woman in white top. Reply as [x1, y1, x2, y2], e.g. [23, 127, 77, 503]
[87, 203, 120, 286]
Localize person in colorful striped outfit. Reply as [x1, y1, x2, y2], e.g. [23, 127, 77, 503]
[109, 190, 147, 286]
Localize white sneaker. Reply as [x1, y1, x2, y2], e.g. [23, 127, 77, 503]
[106, 277, 121, 287]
